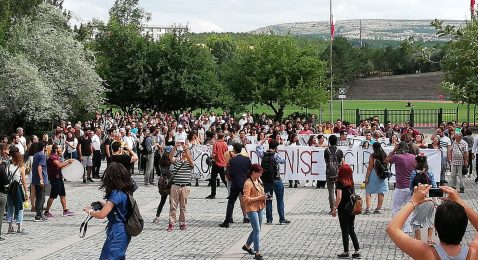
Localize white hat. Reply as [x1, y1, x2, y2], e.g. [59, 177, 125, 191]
[177, 125, 184, 128]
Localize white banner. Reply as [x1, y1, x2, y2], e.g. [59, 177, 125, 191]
[189, 144, 441, 184]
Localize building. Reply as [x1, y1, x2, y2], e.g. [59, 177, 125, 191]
[141, 25, 189, 41]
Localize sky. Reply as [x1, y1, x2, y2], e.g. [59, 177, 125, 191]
[63, 0, 473, 33]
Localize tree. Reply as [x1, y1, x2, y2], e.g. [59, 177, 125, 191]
[440, 20, 478, 104]
[321, 37, 357, 85]
[225, 35, 328, 120]
[0, 3, 103, 131]
[109, 0, 150, 28]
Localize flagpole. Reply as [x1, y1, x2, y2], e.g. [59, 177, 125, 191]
[329, 0, 333, 121]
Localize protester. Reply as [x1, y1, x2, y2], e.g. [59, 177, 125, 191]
[64, 132, 78, 160]
[332, 164, 361, 259]
[153, 150, 172, 224]
[143, 126, 155, 186]
[242, 164, 267, 260]
[436, 128, 451, 184]
[385, 141, 416, 233]
[324, 135, 344, 214]
[31, 142, 48, 222]
[78, 129, 94, 183]
[83, 163, 135, 260]
[364, 142, 389, 214]
[257, 138, 290, 224]
[110, 141, 138, 171]
[408, 153, 436, 244]
[449, 132, 468, 193]
[387, 185, 478, 259]
[91, 128, 102, 179]
[167, 142, 194, 232]
[206, 132, 228, 199]
[6, 147, 28, 234]
[44, 144, 75, 218]
[219, 143, 252, 228]
[0, 161, 8, 241]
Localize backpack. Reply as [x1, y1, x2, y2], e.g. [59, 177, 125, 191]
[326, 147, 340, 182]
[125, 194, 144, 236]
[412, 170, 431, 188]
[344, 188, 363, 216]
[261, 151, 279, 183]
[140, 136, 151, 155]
[375, 160, 391, 180]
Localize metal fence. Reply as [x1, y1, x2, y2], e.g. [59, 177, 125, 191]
[343, 108, 459, 128]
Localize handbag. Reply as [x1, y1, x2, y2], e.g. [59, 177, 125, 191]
[158, 161, 185, 196]
[344, 188, 363, 215]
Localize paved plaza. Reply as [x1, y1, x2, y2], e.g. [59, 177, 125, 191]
[2, 164, 478, 260]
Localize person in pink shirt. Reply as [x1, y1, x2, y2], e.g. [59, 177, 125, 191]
[299, 123, 313, 134]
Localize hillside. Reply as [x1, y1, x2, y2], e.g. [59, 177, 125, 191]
[251, 19, 465, 41]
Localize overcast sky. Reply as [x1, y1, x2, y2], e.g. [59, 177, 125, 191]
[63, 0, 472, 33]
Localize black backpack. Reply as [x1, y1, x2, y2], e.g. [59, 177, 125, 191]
[125, 194, 144, 237]
[412, 170, 431, 188]
[140, 136, 151, 155]
[375, 160, 391, 180]
[326, 147, 340, 182]
[261, 151, 279, 183]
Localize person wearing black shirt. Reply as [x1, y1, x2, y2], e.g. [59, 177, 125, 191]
[0, 162, 8, 241]
[104, 128, 115, 165]
[78, 129, 94, 183]
[332, 164, 361, 258]
[110, 142, 138, 172]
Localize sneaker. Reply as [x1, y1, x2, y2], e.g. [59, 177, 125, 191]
[364, 208, 372, 215]
[167, 224, 174, 232]
[205, 195, 215, 199]
[460, 187, 465, 193]
[34, 216, 48, 222]
[243, 218, 250, 223]
[87, 178, 94, 183]
[153, 217, 161, 225]
[179, 224, 188, 230]
[373, 209, 382, 214]
[352, 251, 361, 258]
[7, 226, 15, 234]
[242, 245, 254, 255]
[264, 221, 273, 225]
[338, 252, 350, 258]
[44, 212, 54, 218]
[63, 210, 75, 217]
[279, 220, 291, 225]
[254, 254, 264, 260]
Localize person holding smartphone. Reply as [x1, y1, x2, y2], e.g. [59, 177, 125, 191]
[408, 154, 437, 244]
[387, 185, 478, 259]
[167, 142, 194, 232]
[242, 164, 267, 260]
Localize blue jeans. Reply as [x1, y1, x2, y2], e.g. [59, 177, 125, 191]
[7, 186, 24, 224]
[246, 209, 263, 252]
[264, 179, 285, 223]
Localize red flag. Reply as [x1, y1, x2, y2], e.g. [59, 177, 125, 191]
[330, 14, 335, 40]
[472, 0, 476, 14]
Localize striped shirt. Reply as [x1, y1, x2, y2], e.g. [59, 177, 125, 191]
[171, 159, 193, 185]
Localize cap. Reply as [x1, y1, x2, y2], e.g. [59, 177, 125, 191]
[177, 125, 184, 128]
[242, 114, 247, 117]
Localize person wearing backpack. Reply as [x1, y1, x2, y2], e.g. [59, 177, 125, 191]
[364, 142, 389, 215]
[256, 138, 290, 225]
[153, 150, 172, 225]
[6, 147, 29, 234]
[324, 135, 344, 214]
[408, 154, 437, 244]
[332, 164, 361, 259]
[83, 162, 135, 260]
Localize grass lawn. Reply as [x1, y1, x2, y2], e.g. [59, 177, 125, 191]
[243, 100, 477, 125]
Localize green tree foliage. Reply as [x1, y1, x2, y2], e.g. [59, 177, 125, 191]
[321, 37, 357, 85]
[109, 0, 150, 28]
[224, 35, 328, 120]
[0, 3, 103, 131]
[440, 19, 478, 104]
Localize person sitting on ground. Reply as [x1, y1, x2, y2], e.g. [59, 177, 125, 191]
[387, 185, 478, 260]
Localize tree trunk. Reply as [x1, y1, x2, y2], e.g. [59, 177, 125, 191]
[275, 106, 285, 122]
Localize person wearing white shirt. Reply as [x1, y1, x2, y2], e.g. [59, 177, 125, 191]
[91, 128, 102, 179]
[175, 125, 187, 143]
[16, 128, 27, 155]
[239, 114, 248, 130]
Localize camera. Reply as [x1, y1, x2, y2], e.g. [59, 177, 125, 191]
[428, 188, 443, 197]
[91, 201, 103, 211]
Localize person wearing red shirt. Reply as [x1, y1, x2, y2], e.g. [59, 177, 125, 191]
[206, 132, 228, 199]
[298, 123, 314, 134]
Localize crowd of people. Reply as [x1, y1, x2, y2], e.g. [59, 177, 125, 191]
[0, 110, 478, 259]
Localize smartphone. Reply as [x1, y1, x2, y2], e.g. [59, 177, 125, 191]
[429, 188, 443, 197]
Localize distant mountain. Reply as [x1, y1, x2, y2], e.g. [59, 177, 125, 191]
[251, 19, 465, 41]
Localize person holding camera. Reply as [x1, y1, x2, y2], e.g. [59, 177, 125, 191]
[167, 142, 194, 232]
[83, 162, 135, 260]
[387, 185, 478, 259]
[408, 153, 436, 244]
[242, 164, 267, 260]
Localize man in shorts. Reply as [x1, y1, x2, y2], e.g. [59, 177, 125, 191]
[78, 129, 94, 183]
[44, 144, 75, 218]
